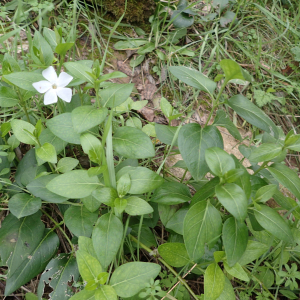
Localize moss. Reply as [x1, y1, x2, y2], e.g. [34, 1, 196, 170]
[100, 0, 156, 23]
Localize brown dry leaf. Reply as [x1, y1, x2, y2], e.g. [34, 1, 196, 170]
[141, 84, 158, 100]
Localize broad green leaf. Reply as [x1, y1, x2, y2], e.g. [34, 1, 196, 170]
[0, 86, 19, 107]
[110, 262, 161, 298]
[216, 183, 247, 222]
[224, 169, 245, 183]
[100, 83, 134, 108]
[130, 224, 157, 248]
[253, 205, 293, 243]
[27, 174, 69, 203]
[219, 59, 245, 82]
[222, 217, 248, 267]
[33, 31, 54, 66]
[137, 42, 155, 55]
[216, 277, 235, 300]
[113, 127, 155, 159]
[249, 143, 282, 162]
[114, 198, 127, 215]
[178, 124, 223, 181]
[95, 286, 117, 300]
[92, 213, 123, 269]
[130, 54, 145, 67]
[15, 149, 36, 187]
[72, 106, 108, 134]
[268, 163, 300, 200]
[254, 266, 274, 289]
[223, 262, 249, 282]
[92, 187, 118, 206]
[254, 184, 277, 203]
[285, 134, 300, 151]
[81, 195, 101, 213]
[114, 39, 147, 50]
[151, 181, 191, 205]
[205, 147, 235, 177]
[183, 200, 222, 262]
[36, 142, 57, 164]
[213, 110, 242, 141]
[69, 289, 96, 300]
[166, 208, 188, 235]
[39, 128, 67, 154]
[125, 196, 154, 216]
[37, 253, 79, 300]
[5, 229, 59, 296]
[160, 97, 173, 118]
[155, 123, 178, 146]
[117, 173, 131, 198]
[158, 204, 177, 226]
[169, 66, 216, 95]
[11, 119, 37, 145]
[0, 212, 44, 277]
[64, 62, 94, 84]
[227, 95, 278, 137]
[46, 113, 81, 144]
[3, 72, 44, 92]
[204, 263, 225, 300]
[76, 250, 102, 282]
[65, 206, 98, 237]
[158, 243, 190, 267]
[56, 157, 79, 173]
[238, 240, 269, 266]
[55, 42, 74, 56]
[80, 132, 102, 163]
[8, 193, 41, 218]
[46, 170, 100, 199]
[171, 10, 194, 28]
[99, 71, 127, 83]
[116, 167, 164, 194]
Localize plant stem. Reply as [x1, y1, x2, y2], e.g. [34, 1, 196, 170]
[253, 161, 268, 176]
[129, 235, 199, 300]
[41, 208, 75, 253]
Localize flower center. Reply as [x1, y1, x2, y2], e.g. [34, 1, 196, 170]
[52, 84, 57, 89]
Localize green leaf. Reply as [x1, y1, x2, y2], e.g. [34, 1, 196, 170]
[268, 163, 300, 200]
[150, 181, 191, 205]
[212, 110, 242, 141]
[183, 200, 222, 262]
[249, 143, 282, 162]
[253, 205, 293, 243]
[227, 95, 278, 137]
[95, 286, 117, 300]
[216, 277, 235, 300]
[80, 132, 102, 163]
[0, 212, 44, 277]
[100, 83, 134, 108]
[11, 119, 37, 145]
[178, 124, 223, 181]
[72, 106, 108, 134]
[5, 229, 59, 296]
[39, 128, 67, 155]
[130, 54, 145, 68]
[76, 250, 102, 282]
[166, 208, 188, 235]
[117, 173, 131, 198]
[137, 42, 155, 55]
[215, 183, 248, 222]
[36, 142, 57, 164]
[238, 240, 269, 266]
[56, 157, 79, 173]
[222, 217, 248, 267]
[99, 71, 127, 83]
[160, 97, 173, 118]
[114, 198, 127, 215]
[81, 195, 101, 213]
[46, 113, 81, 144]
[223, 262, 249, 282]
[116, 167, 164, 194]
[219, 59, 245, 82]
[204, 263, 225, 300]
[169, 66, 216, 95]
[92, 187, 118, 207]
[3, 72, 44, 92]
[110, 262, 161, 298]
[46, 170, 100, 199]
[8, 193, 41, 218]
[158, 243, 190, 267]
[114, 39, 147, 50]
[37, 253, 79, 300]
[285, 134, 300, 151]
[65, 206, 98, 237]
[69, 289, 96, 300]
[27, 174, 69, 203]
[55, 42, 74, 56]
[155, 124, 178, 146]
[254, 184, 277, 203]
[125, 196, 154, 216]
[0, 86, 19, 107]
[64, 62, 94, 84]
[113, 126, 155, 159]
[205, 147, 235, 177]
[171, 10, 194, 28]
[33, 31, 54, 66]
[224, 169, 245, 183]
[92, 213, 123, 269]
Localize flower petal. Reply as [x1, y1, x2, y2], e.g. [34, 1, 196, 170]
[57, 72, 73, 88]
[56, 88, 72, 103]
[32, 81, 52, 93]
[44, 89, 58, 105]
[42, 66, 57, 83]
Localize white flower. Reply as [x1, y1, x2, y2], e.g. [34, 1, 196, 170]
[32, 66, 73, 105]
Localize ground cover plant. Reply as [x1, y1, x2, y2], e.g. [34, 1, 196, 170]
[1, 0, 300, 299]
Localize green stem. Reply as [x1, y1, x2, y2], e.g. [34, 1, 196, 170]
[41, 208, 75, 253]
[129, 235, 199, 300]
[253, 161, 268, 176]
